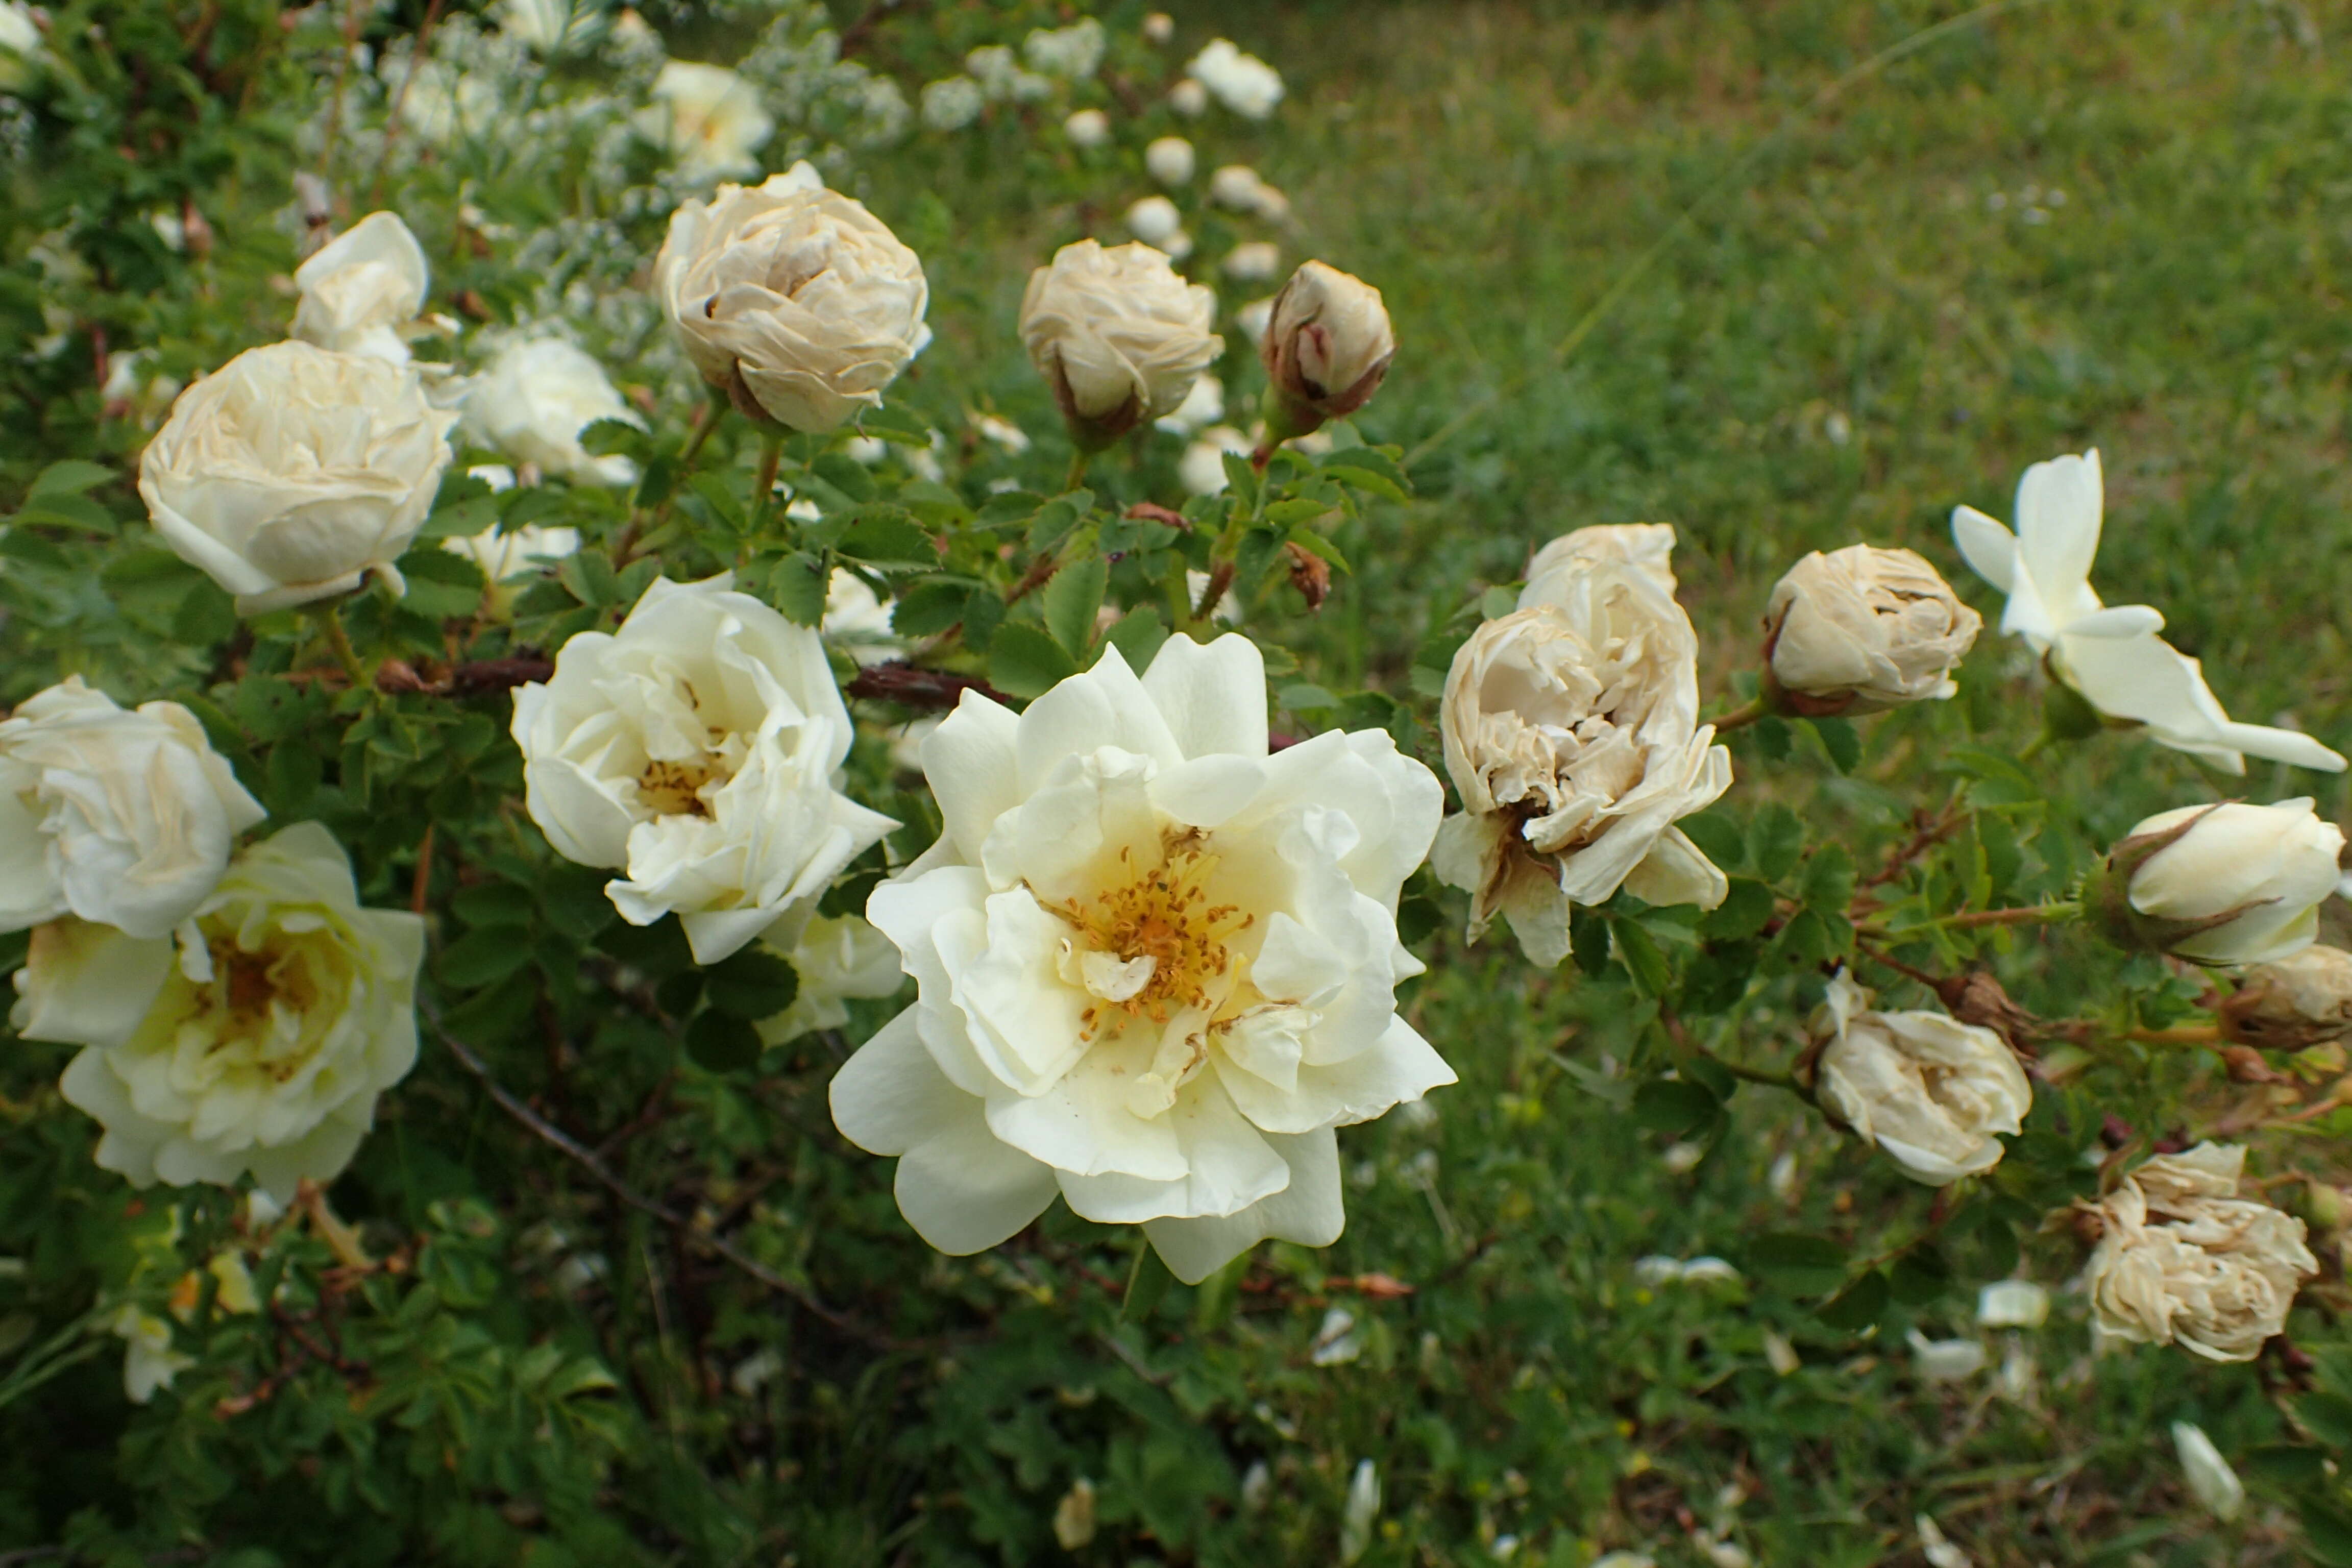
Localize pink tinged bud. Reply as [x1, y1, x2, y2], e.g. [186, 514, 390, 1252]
[1260, 260, 1394, 442]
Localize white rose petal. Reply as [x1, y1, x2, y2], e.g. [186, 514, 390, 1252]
[1953, 449, 2345, 773]
[2171, 1422, 2246, 1522]
[1432, 525, 1732, 966]
[1339, 1459, 1380, 1564]
[17, 824, 426, 1200]
[0, 678, 265, 940]
[292, 211, 428, 364]
[139, 340, 457, 615]
[755, 910, 904, 1044]
[1179, 425, 1251, 497]
[1155, 374, 1224, 437]
[460, 337, 643, 486]
[2224, 944, 2352, 1048]
[444, 522, 579, 582]
[828, 634, 1453, 1283]
[511, 574, 896, 963]
[1906, 1328, 1988, 1381]
[655, 177, 929, 433]
[1916, 1515, 1972, 1568]
[1975, 1279, 2050, 1328]
[1813, 972, 2029, 1184]
[110, 1306, 193, 1404]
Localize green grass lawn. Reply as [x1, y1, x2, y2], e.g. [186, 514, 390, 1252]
[839, 3, 2351, 1562]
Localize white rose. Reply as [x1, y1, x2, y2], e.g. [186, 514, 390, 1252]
[1221, 242, 1282, 283]
[1146, 136, 1196, 186]
[754, 910, 903, 1045]
[510, 574, 896, 964]
[459, 338, 642, 486]
[15, 823, 426, 1200]
[1954, 449, 2345, 774]
[1208, 163, 1290, 222]
[1431, 525, 1732, 967]
[1126, 194, 1184, 247]
[291, 211, 429, 365]
[1025, 19, 1106, 79]
[1168, 78, 1209, 117]
[1524, 522, 1679, 598]
[2082, 1142, 2316, 1361]
[920, 77, 985, 132]
[1811, 972, 2030, 1184]
[1975, 1279, 2050, 1328]
[641, 60, 773, 184]
[1762, 545, 1981, 715]
[1261, 261, 1394, 436]
[1020, 239, 1220, 447]
[1187, 39, 1284, 119]
[828, 634, 1453, 1283]
[2171, 1423, 2245, 1523]
[444, 522, 579, 582]
[138, 340, 457, 615]
[0, 677, 265, 940]
[2098, 799, 2344, 965]
[655, 177, 930, 433]
[1064, 108, 1111, 149]
[2221, 944, 2352, 1049]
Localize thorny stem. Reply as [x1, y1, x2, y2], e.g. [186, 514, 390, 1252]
[2127, 1023, 2223, 1046]
[310, 604, 369, 688]
[2016, 728, 2054, 764]
[1930, 900, 2081, 932]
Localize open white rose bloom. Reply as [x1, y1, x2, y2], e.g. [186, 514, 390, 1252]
[2083, 1142, 2317, 1362]
[1763, 544, 1980, 714]
[641, 59, 773, 184]
[290, 211, 429, 364]
[1953, 448, 2345, 774]
[0, 677, 265, 940]
[458, 337, 643, 485]
[12, 823, 425, 1200]
[1432, 524, 1732, 966]
[655, 177, 930, 432]
[1811, 971, 2030, 1184]
[138, 340, 457, 615]
[829, 634, 1453, 1283]
[511, 574, 896, 964]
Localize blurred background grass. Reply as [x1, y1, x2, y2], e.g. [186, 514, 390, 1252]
[834, 3, 2351, 1562]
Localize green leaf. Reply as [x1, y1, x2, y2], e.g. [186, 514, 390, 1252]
[1611, 919, 1672, 996]
[1630, 1077, 1719, 1135]
[1747, 1232, 1847, 1295]
[2297, 1392, 2352, 1450]
[685, 1012, 763, 1073]
[769, 551, 828, 626]
[1748, 805, 1805, 883]
[703, 950, 800, 1018]
[439, 930, 535, 988]
[451, 882, 536, 928]
[27, 458, 114, 498]
[395, 547, 487, 619]
[1800, 846, 1855, 914]
[989, 622, 1079, 699]
[812, 453, 879, 504]
[1815, 1270, 1890, 1329]
[1101, 606, 1168, 673]
[1700, 878, 1776, 940]
[838, 510, 936, 566]
[1806, 717, 1861, 772]
[889, 579, 972, 638]
[1042, 552, 1108, 658]
[2242, 1444, 2326, 1487]
[1885, 1245, 1951, 1305]
[1677, 811, 1746, 874]
[1025, 490, 1092, 553]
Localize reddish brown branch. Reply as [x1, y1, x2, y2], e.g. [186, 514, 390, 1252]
[846, 660, 1006, 709]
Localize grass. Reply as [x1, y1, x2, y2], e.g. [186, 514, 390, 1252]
[845, 2, 2352, 1561]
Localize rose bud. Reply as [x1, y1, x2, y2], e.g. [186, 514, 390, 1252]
[2087, 799, 2344, 966]
[1020, 239, 1220, 451]
[1761, 544, 1981, 716]
[2220, 944, 2352, 1050]
[1259, 260, 1393, 443]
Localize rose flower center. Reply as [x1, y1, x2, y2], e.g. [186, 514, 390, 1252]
[1055, 831, 1255, 1040]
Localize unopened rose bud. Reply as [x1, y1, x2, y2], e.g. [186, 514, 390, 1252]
[1260, 260, 1392, 443]
[1020, 239, 1220, 451]
[2088, 800, 2344, 966]
[1761, 545, 1980, 716]
[2221, 944, 2352, 1049]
